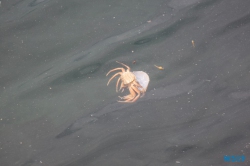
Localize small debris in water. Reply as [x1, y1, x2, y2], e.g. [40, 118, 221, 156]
[154, 65, 164, 70]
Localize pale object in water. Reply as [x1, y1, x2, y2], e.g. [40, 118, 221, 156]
[106, 61, 150, 102]
[133, 71, 150, 92]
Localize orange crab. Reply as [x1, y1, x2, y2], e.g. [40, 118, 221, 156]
[106, 61, 145, 102]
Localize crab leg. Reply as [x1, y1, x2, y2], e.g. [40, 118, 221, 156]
[119, 84, 142, 102]
[116, 77, 121, 92]
[118, 86, 136, 102]
[119, 87, 135, 100]
[107, 72, 122, 86]
[130, 85, 141, 102]
[106, 68, 125, 76]
[119, 82, 126, 92]
[133, 81, 144, 92]
[135, 82, 145, 97]
[116, 61, 130, 71]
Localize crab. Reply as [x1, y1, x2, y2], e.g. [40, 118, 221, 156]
[106, 61, 145, 102]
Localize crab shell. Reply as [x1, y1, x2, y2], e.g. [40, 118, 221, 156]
[121, 72, 136, 85]
[133, 71, 150, 92]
